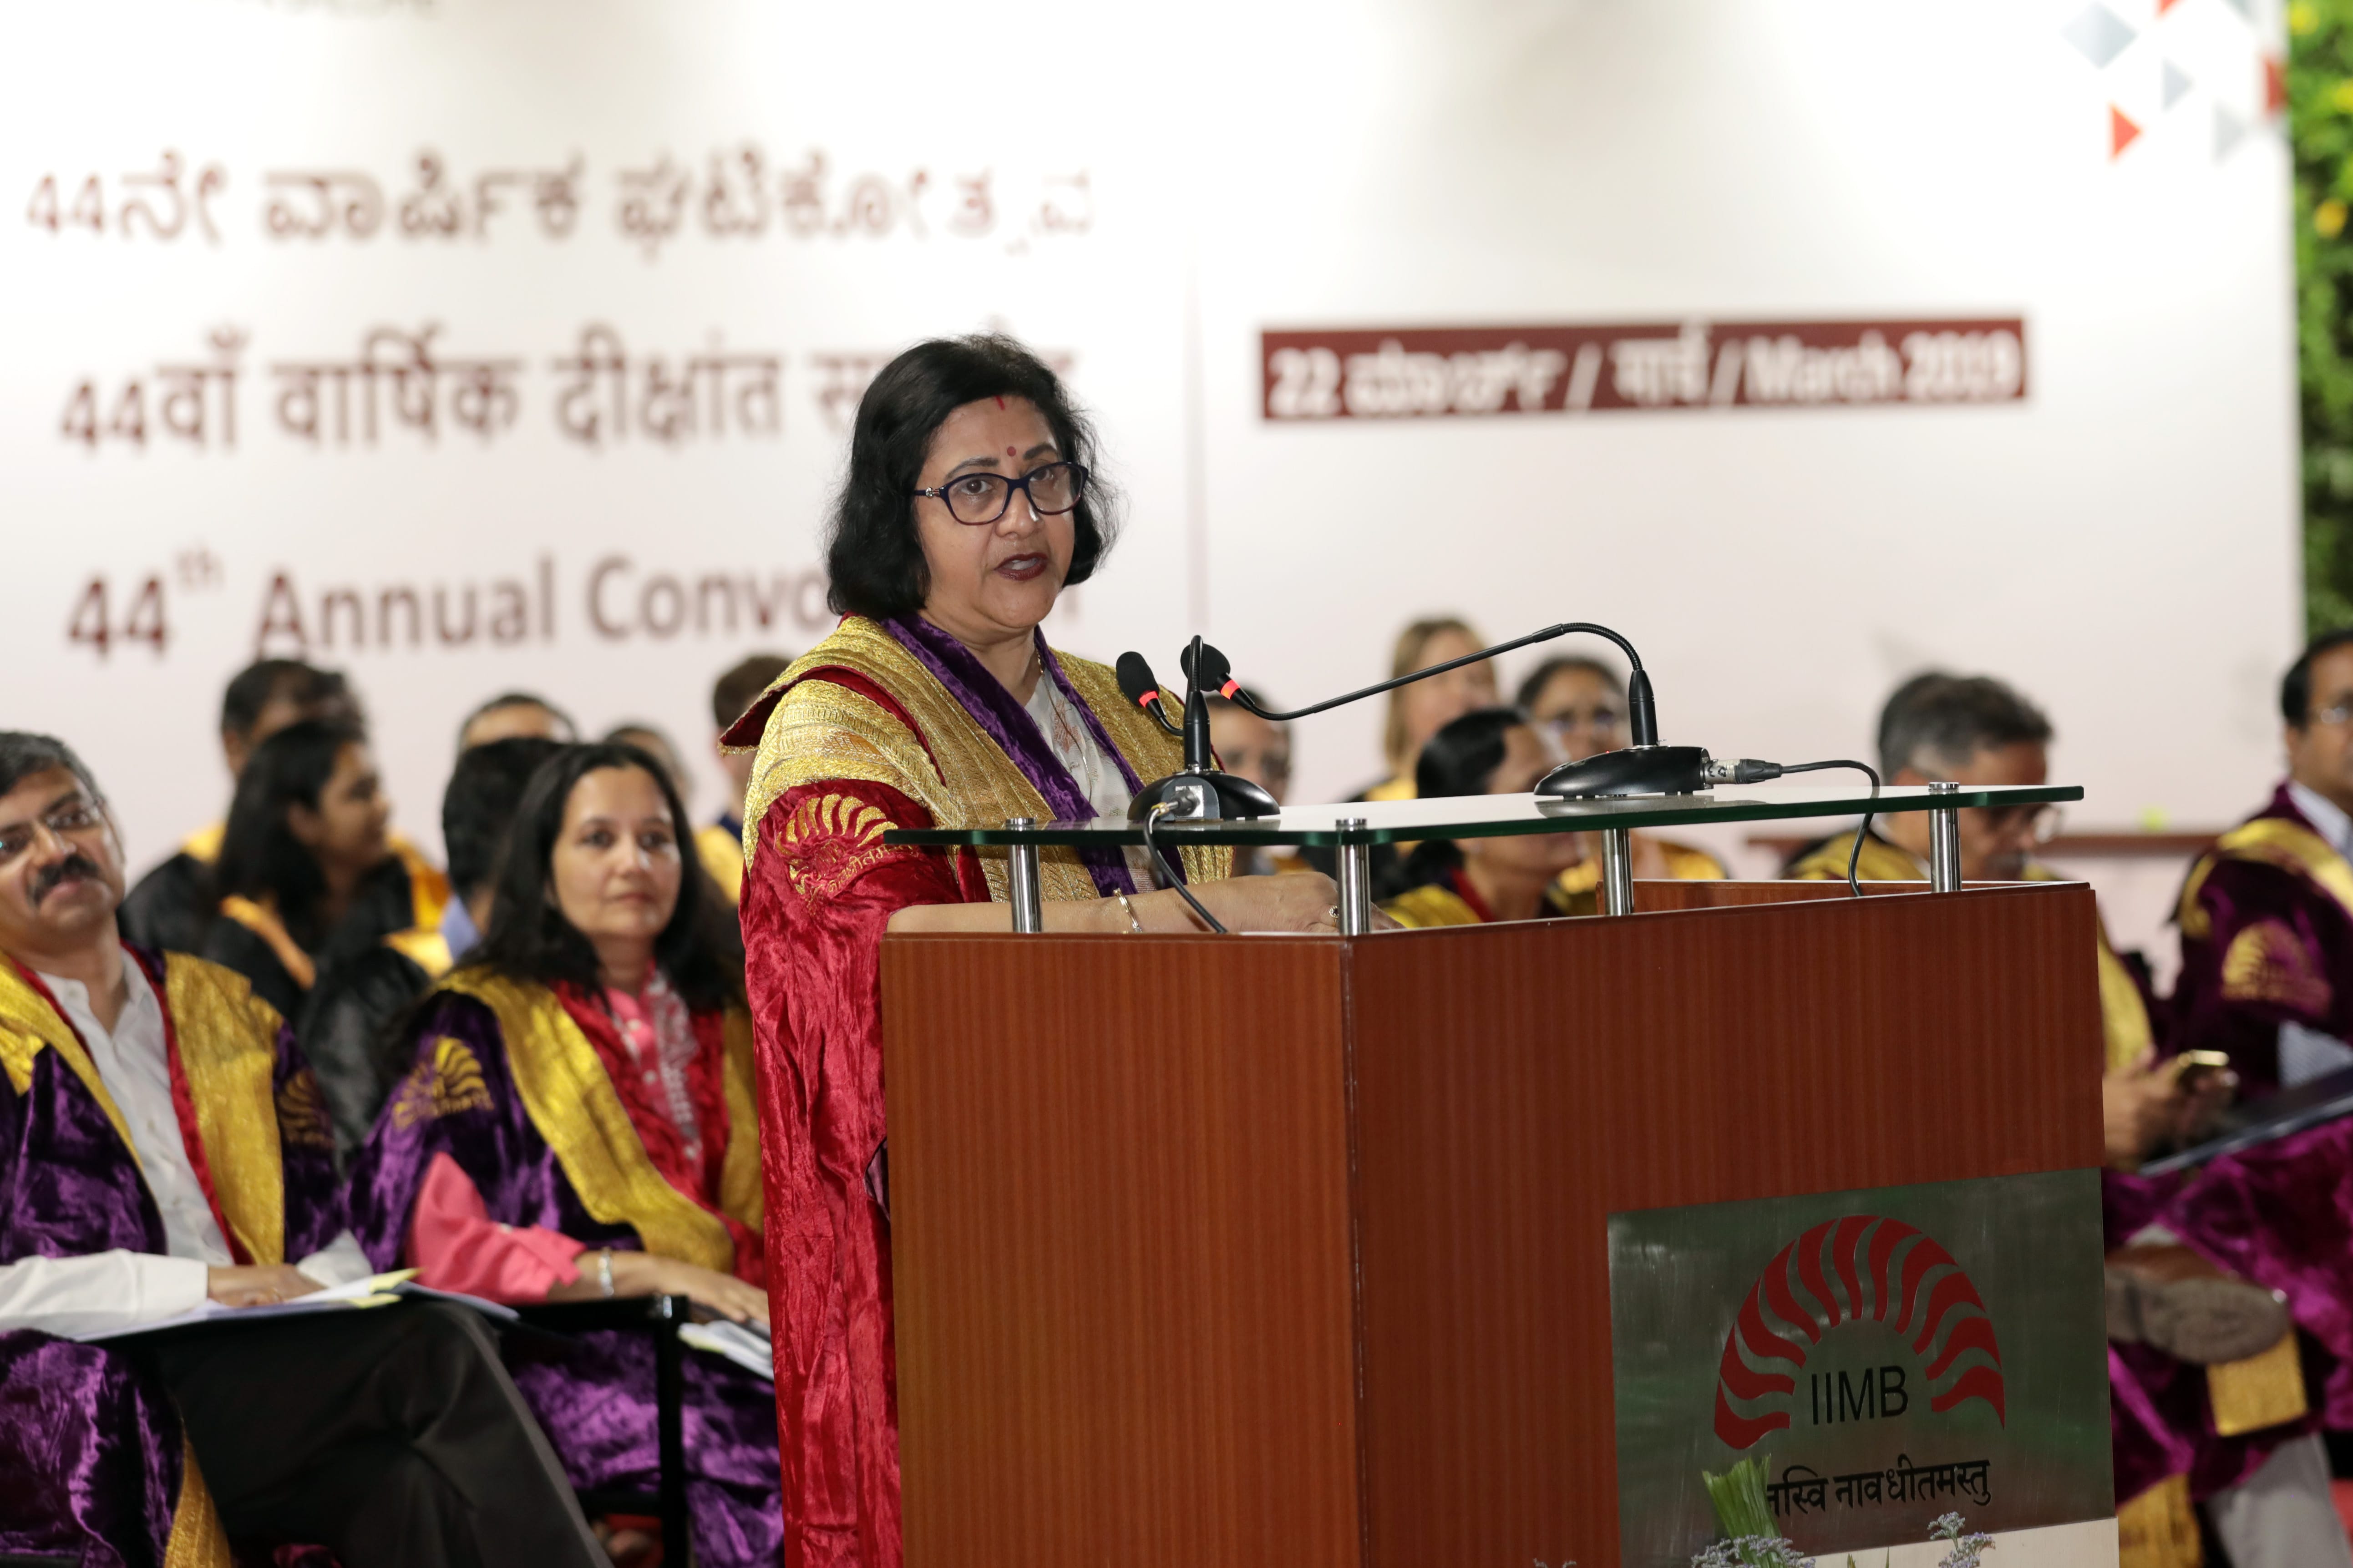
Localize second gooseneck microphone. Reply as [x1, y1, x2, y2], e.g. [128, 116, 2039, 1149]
[1115, 641, 1280, 820]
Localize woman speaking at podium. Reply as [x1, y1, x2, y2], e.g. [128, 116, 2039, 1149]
[723, 335, 1337, 1567]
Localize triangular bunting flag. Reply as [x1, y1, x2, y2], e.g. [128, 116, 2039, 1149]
[2111, 104, 2143, 158]
[2216, 102, 2249, 158]
[2266, 56, 2287, 114]
[2163, 59, 2193, 108]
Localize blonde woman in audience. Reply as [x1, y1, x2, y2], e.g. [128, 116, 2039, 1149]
[1516, 656, 1724, 911]
[1357, 616, 1498, 802]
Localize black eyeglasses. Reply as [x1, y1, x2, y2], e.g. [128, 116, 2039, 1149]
[913, 461, 1088, 526]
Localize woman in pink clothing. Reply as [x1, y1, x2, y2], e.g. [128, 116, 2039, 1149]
[347, 741, 780, 1567]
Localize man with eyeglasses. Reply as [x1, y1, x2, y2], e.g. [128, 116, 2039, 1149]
[0, 732, 605, 1567]
[1786, 676, 2350, 1566]
[2173, 629, 2353, 1096]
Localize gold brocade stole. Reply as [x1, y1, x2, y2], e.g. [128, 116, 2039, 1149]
[695, 823, 747, 905]
[2116, 1472, 2202, 1568]
[739, 616, 1227, 898]
[1382, 883, 1485, 930]
[2177, 814, 2353, 941]
[436, 971, 758, 1271]
[1557, 837, 1726, 900]
[160, 954, 289, 1266]
[1785, 828, 1931, 885]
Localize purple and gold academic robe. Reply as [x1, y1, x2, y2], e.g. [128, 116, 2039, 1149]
[346, 969, 782, 1568]
[2172, 783, 2353, 1097]
[1788, 832, 2316, 1514]
[0, 947, 342, 1568]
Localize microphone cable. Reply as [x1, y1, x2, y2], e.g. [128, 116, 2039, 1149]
[1144, 801, 1229, 933]
[1707, 758, 1882, 899]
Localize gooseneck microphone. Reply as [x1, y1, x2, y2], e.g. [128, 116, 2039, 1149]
[1115, 637, 1281, 821]
[1190, 622, 1710, 800]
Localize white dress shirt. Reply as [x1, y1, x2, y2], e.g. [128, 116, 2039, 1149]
[0, 963, 372, 1337]
[2277, 783, 2353, 1087]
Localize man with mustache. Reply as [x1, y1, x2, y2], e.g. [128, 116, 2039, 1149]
[0, 731, 604, 1567]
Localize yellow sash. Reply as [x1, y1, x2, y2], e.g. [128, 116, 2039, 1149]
[161, 954, 289, 1266]
[695, 823, 746, 905]
[1785, 829, 1928, 885]
[436, 971, 751, 1271]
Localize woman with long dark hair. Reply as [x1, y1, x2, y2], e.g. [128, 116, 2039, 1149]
[204, 717, 444, 1020]
[723, 333, 1337, 1566]
[1379, 706, 1587, 927]
[346, 742, 779, 1566]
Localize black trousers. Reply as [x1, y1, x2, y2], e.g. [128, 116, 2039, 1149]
[137, 1300, 604, 1568]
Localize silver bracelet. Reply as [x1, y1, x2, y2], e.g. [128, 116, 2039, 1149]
[597, 1249, 615, 1299]
[1114, 893, 1144, 933]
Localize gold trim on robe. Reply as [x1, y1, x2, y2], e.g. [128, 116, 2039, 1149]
[383, 926, 454, 980]
[163, 1436, 234, 1568]
[2207, 1329, 2309, 1438]
[2115, 1471, 2202, 1568]
[1556, 836, 1725, 902]
[696, 823, 747, 905]
[2178, 816, 2353, 942]
[184, 820, 447, 932]
[436, 970, 752, 1271]
[215, 897, 316, 991]
[739, 616, 1227, 898]
[716, 1009, 765, 1232]
[161, 954, 288, 1267]
[178, 821, 226, 865]
[0, 965, 140, 1163]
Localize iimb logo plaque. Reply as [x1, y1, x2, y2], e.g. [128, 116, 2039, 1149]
[1608, 1172, 2112, 1564]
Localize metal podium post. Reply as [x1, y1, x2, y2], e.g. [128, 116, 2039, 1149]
[1927, 781, 1962, 893]
[1335, 816, 1372, 936]
[1005, 817, 1044, 932]
[1599, 827, 1635, 916]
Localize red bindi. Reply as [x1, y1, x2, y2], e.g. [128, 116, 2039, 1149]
[1006, 445, 1018, 456]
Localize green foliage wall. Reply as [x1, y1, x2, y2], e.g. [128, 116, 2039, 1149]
[2295, 0, 2353, 632]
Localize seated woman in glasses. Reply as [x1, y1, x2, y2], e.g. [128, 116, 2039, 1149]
[347, 742, 781, 1567]
[1379, 707, 1587, 928]
[723, 334, 1338, 1566]
[1514, 657, 1724, 911]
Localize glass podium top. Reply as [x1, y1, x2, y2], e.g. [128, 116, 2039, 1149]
[882, 782, 2083, 849]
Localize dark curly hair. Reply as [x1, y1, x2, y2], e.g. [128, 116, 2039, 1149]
[465, 743, 742, 1012]
[1395, 706, 1532, 888]
[824, 334, 1119, 619]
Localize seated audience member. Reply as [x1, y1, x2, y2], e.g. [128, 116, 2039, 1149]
[348, 742, 778, 1565]
[1516, 655, 1724, 910]
[459, 691, 578, 751]
[0, 732, 603, 1568]
[120, 658, 362, 953]
[700, 653, 793, 904]
[1789, 675, 2347, 1563]
[203, 718, 444, 1023]
[2174, 627, 2353, 1095]
[1355, 615, 1497, 803]
[1379, 708, 1582, 927]
[299, 737, 564, 1163]
[606, 721, 690, 799]
[1207, 687, 1297, 876]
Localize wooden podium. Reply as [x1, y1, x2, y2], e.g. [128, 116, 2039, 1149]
[879, 876, 2104, 1568]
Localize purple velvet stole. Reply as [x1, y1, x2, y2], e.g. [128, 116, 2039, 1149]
[882, 614, 1159, 894]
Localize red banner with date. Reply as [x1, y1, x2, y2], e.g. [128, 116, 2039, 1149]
[1260, 318, 2027, 420]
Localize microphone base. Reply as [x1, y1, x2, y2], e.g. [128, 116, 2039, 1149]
[1128, 771, 1281, 822]
[1535, 744, 1712, 800]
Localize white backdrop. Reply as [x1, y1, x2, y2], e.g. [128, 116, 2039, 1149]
[1, 0, 2300, 907]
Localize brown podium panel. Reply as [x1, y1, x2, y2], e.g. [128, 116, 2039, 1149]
[882, 880, 2101, 1568]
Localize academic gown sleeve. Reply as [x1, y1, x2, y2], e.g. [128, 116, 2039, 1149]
[740, 774, 970, 1568]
